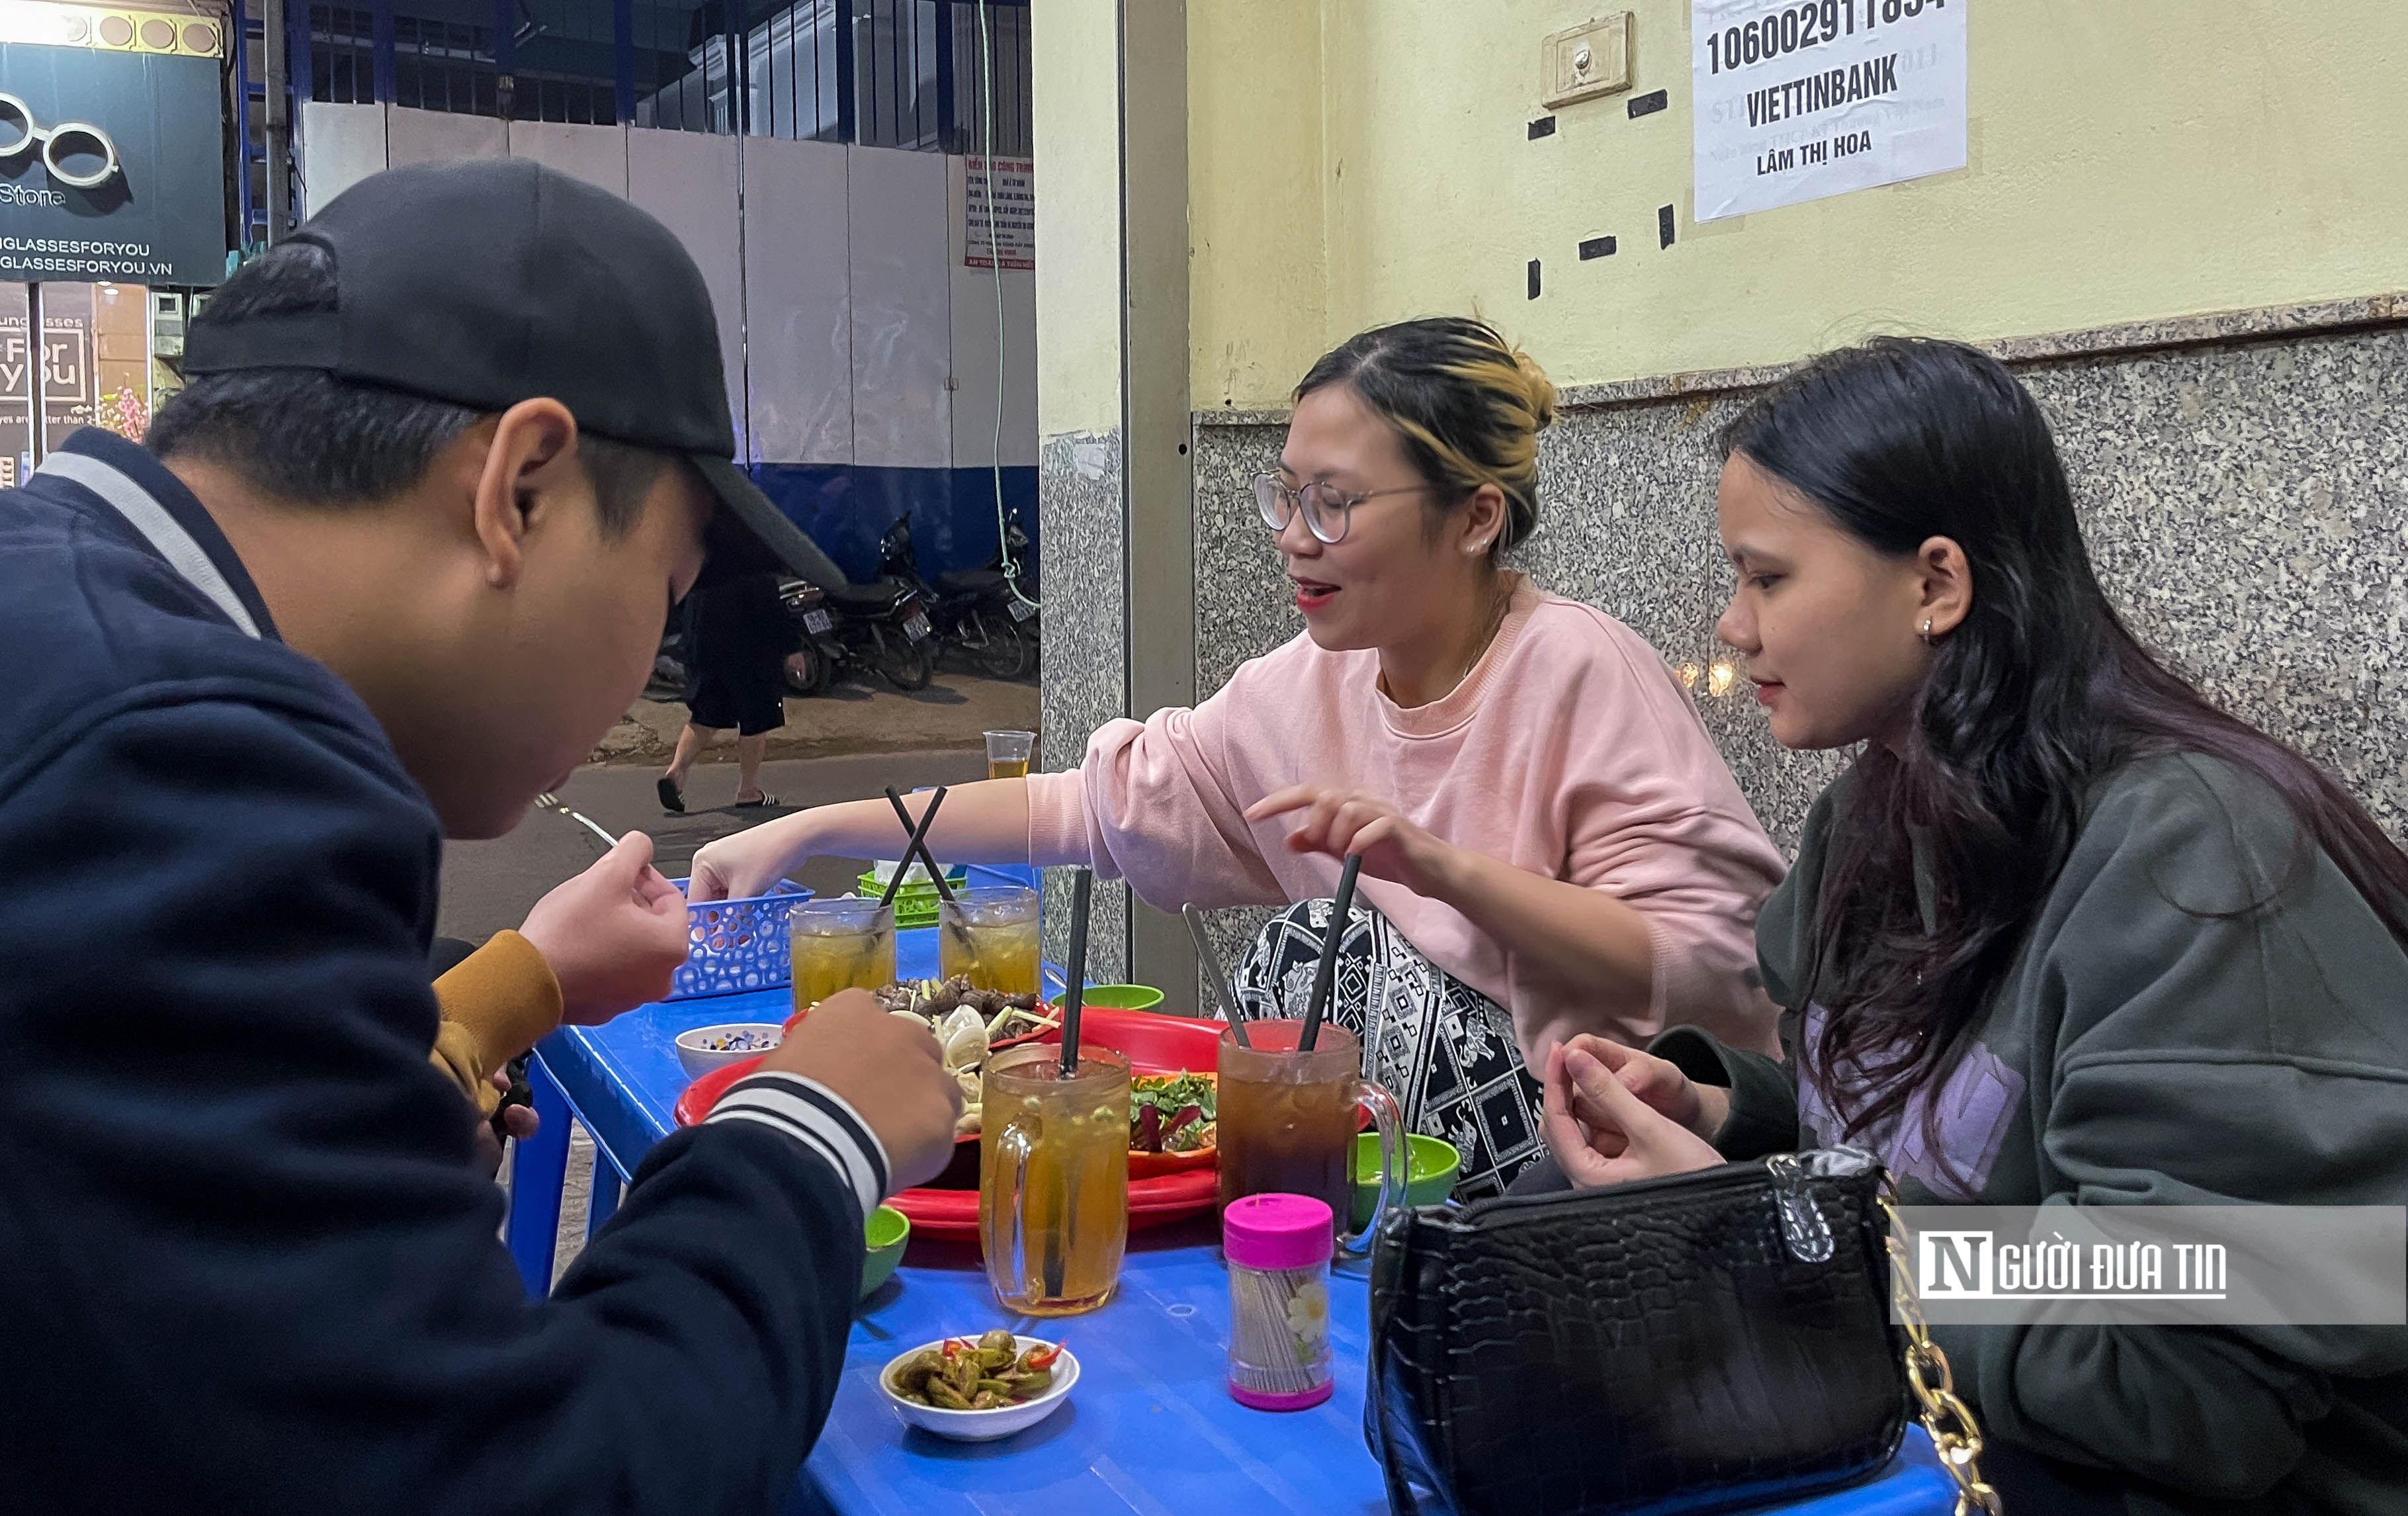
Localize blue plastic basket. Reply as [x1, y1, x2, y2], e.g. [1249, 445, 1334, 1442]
[667, 878, 813, 1000]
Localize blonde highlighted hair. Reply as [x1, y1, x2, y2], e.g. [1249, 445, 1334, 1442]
[1293, 316, 1557, 551]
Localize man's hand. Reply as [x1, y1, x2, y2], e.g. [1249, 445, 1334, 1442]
[470, 1070, 540, 1177]
[763, 990, 961, 1191]
[1541, 1042, 1723, 1190]
[1244, 785, 1461, 899]
[517, 832, 691, 1025]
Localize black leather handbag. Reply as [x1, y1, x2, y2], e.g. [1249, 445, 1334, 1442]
[1365, 1147, 1985, 1516]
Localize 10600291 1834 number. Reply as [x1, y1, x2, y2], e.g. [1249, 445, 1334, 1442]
[1705, 0, 1946, 75]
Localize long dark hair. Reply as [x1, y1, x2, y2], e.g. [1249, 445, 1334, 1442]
[1719, 337, 2408, 1149]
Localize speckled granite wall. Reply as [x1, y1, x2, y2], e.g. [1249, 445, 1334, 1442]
[1190, 314, 2408, 863]
[1037, 428, 1131, 983]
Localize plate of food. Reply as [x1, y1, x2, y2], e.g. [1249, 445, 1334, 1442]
[880, 1331, 1076, 1443]
[674, 1000, 1228, 1239]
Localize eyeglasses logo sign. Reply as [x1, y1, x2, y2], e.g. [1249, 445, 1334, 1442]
[0, 92, 120, 191]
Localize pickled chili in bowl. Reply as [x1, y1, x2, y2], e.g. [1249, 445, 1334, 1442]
[886, 1330, 1064, 1410]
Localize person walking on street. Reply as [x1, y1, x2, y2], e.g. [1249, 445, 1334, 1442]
[660, 569, 788, 813]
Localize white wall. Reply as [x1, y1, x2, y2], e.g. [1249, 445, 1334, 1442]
[291, 105, 1034, 474]
[627, 130, 746, 458]
[846, 146, 953, 470]
[946, 154, 1037, 468]
[742, 136, 855, 466]
[298, 102, 388, 212]
[385, 108, 506, 166]
[506, 120, 628, 197]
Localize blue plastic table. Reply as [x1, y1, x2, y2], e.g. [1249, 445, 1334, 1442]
[511, 931, 1957, 1516]
[505, 924, 1066, 1292]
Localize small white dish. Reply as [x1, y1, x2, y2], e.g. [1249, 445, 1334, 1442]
[879, 1335, 1078, 1443]
[673, 1022, 784, 1079]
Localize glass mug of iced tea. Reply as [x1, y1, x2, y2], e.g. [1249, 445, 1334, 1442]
[1217, 1020, 1403, 1255]
[785, 898, 897, 1012]
[980, 1044, 1131, 1315]
[939, 885, 1041, 997]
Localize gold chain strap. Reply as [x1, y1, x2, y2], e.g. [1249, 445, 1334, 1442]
[1879, 1182, 2004, 1516]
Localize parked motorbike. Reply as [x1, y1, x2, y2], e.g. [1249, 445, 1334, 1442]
[779, 574, 936, 693]
[877, 513, 1039, 680]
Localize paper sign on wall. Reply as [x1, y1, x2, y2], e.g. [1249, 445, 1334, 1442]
[1692, 0, 1966, 222]
[964, 156, 1035, 271]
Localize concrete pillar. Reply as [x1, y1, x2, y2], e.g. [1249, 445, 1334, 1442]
[1032, 0, 1196, 1009]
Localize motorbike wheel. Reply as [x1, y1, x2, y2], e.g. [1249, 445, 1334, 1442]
[782, 642, 830, 697]
[967, 607, 1031, 680]
[871, 623, 936, 692]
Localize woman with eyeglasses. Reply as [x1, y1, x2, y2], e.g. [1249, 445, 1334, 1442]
[692, 317, 1784, 1198]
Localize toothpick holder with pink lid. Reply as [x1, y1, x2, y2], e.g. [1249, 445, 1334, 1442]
[1223, 1193, 1335, 1411]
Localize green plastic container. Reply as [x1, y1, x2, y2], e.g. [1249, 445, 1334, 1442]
[1078, 984, 1164, 1011]
[1352, 1132, 1462, 1229]
[854, 864, 968, 932]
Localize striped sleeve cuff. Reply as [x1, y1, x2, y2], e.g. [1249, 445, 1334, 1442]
[704, 1072, 892, 1219]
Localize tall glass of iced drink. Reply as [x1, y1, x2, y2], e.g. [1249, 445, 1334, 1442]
[1217, 1020, 1402, 1255]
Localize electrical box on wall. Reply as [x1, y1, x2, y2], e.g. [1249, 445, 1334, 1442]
[1541, 13, 1633, 111]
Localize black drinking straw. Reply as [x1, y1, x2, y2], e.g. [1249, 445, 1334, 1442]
[1058, 868, 1093, 1077]
[884, 786, 958, 904]
[878, 787, 949, 909]
[1297, 853, 1363, 1052]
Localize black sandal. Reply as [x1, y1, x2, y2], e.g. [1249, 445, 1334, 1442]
[657, 775, 685, 814]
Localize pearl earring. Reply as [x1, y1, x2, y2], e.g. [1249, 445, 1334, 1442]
[1920, 618, 1934, 645]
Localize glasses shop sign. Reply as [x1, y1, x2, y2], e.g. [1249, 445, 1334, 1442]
[1691, 0, 1966, 222]
[1, 42, 228, 285]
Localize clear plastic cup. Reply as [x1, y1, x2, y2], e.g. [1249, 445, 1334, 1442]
[985, 729, 1036, 780]
[787, 897, 896, 1011]
[939, 885, 1041, 997]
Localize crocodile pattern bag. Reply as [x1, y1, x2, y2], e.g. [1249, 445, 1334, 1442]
[1365, 1149, 1909, 1516]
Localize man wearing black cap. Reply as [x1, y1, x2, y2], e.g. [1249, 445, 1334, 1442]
[0, 159, 961, 1513]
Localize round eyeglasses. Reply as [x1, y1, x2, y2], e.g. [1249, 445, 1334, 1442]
[1252, 473, 1432, 546]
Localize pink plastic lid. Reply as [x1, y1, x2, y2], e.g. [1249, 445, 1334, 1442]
[1223, 1193, 1334, 1271]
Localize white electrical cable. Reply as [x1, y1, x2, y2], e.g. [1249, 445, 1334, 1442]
[976, 0, 1039, 610]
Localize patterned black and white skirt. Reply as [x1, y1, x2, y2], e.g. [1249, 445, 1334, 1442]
[1230, 899, 1546, 1201]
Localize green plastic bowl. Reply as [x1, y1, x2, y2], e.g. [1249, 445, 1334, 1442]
[1076, 984, 1164, 1012]
[861, 1204, 911, 1299]
[1352, 1133, 1461, 1229]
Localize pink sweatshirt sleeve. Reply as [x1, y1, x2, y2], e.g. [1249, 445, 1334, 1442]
[1520, 621, 1787, 1059]
[1023, 687, 1287, 911]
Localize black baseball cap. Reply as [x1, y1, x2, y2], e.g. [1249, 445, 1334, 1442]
[182, 157, 843, 588]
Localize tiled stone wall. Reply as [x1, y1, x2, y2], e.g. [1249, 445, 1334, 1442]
[1037, 428, 1130, 983]
[1191, 317, 2408, 871]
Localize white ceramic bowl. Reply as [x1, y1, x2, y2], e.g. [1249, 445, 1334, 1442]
[673, 1023, 784, 1079]
[878, 1335, 1079, 1443]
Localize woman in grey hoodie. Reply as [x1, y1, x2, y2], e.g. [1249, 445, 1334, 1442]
[1526, 338, 2408, 1515]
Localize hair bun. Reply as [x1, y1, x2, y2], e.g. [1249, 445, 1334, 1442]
[1511, 347, 1558, 432]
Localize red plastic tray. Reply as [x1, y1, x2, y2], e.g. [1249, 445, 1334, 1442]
[674, 1007, 1228, 1240]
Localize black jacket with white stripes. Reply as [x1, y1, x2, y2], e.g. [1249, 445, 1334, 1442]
[0, 427, 884, 1515]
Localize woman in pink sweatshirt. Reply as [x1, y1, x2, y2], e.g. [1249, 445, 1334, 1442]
[693, 317, 1784, 1196]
